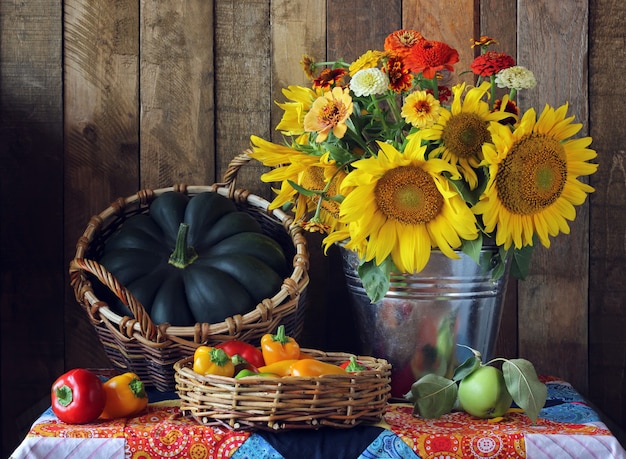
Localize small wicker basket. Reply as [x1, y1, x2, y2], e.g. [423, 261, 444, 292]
[69, 153, 309, 392]
[174, 348, 391, 431]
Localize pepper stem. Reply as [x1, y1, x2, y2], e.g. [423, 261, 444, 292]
[168, 223, 198, 268]
[271, 325, 290, 345]
[55, 385, 73, 407]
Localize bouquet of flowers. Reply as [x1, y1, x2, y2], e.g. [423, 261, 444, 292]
[249, 30, 598, 303]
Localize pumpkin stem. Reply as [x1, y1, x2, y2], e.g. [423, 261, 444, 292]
[169, 223, 198, 268]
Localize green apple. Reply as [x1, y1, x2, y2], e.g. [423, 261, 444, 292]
[457, 365, 513, 418]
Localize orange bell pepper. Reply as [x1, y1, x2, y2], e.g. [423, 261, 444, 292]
[260, 325, 300, 365]
[257, 359, 299, 377]
[290, 359, 347, 377]
[193, 346, 235, 377]
[100, 372, 148, 420]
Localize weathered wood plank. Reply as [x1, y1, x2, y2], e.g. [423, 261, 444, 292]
[320, 0, 403, 352]
[0, 1, 64, 456]
[588, 0, 626, 428]
[480, 0, 519, 360]
[517, 0, 589, 394]
[214, 0, 271, 194]
[269, 0, 327, 349]
[140, 0, 215, 187]
[63, 0, 140, 369]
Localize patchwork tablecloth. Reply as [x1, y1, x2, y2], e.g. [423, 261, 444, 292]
[10, 377, 626, 459]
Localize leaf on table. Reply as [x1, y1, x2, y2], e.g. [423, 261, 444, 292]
[406, 374, 457, 419]
[502, 358, 547, 423]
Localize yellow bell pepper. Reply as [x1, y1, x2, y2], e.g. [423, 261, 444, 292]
[260, 325, 300, 365]
[290, 359, 347, 377]
[193, 346, 235, 377]
[100, 372, 149, 420]
[257, 359, 300, 377]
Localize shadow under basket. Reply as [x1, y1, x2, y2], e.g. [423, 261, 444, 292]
[69, 153, 310, 392]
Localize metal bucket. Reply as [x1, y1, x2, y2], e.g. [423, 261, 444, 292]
[340, 246, 509, 398]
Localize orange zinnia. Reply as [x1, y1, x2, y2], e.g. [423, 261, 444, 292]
[303, 87, 353, 142]
[312, 68, 348, 90]
[384, 55, 414, 93]
[403, 39, 459, 79]
[384, 29, 424, 58]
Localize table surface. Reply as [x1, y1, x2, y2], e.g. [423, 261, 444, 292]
[10, 376, 626, 459]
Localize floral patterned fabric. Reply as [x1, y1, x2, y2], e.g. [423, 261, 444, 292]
[10, 379, 626, 459]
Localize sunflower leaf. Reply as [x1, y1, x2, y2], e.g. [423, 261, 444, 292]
[405, 374, 457, 419]
[286, 179, 319, 198]
[358, 259, 392, 303]
[461, 237, 483, 265]
[510, 245, 534, 280]
[502, 358, 547, 424]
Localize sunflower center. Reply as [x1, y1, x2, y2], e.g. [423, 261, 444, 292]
[374, 166, 443, 224]
[301, 167, 341, 217]
[441, 113, 490, 159]
[496, 134, 567, 215]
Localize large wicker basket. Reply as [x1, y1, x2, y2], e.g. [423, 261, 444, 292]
[174, 348, 391, 431]
[69, 153, 309, 392]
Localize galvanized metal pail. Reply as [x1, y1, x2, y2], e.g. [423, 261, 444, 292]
[340, 246, 509, 398]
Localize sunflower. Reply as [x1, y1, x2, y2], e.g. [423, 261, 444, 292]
[421, 81, 512, 189]
[275, 85, 318, 136]
[250, 135, 348, 231]
[249, 135, 319, 216]
[338, 136, 479, 273]
[472, 103, 598, 250]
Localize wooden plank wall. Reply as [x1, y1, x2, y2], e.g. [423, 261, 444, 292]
[1, 0, 625, 455]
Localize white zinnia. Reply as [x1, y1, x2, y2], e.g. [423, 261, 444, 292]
[350, 68, 389, 97]
[495, 66, 537, 90]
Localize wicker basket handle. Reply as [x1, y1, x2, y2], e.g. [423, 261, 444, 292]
[216, 151, 253, 199]
[69, 257, 162, 342]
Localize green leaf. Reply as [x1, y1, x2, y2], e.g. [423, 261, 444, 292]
[460, 236, 483, 265]
[510, 245, 534, 280]
[452, 355, 482, 382]
[358, 258, 392, 303]
[286, 179, 319, 198]
[502, 358, 547, 423]
[405, 374, 457, 419]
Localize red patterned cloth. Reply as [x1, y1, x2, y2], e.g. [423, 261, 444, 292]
[385, 404, 613, 459]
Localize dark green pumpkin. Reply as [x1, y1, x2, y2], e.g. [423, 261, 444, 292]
[99, 191, 289, 326]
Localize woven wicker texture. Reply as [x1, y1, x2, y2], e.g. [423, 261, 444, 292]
[69, 153, 310, 392]
[174, 348, 391, 431]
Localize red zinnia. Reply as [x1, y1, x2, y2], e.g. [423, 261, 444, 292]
[470, 51, 515, 77]
[312, 68, 348, 90]
[384, 29, 424, 58]
[427, 85, 452, 104]
[403, 40, 459, 79]
[384, 55, 414, 93]
[493, 98, 519, 126]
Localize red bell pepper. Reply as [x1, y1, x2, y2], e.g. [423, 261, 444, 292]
[51, 368, 106, 424]
[216, 339, 265, 368]
[340, 356, 369, 372]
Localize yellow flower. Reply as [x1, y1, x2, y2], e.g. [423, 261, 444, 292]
[303, 87, 354, 142]
[249, 135, 318, 216]
[275, 85, 318, 136]
[338, 136, 479, 273]
[349, 50, 386, 76]
[421, 81, 511, 189]
[401, 90, 441, 129]
[473, 103, 597, 250]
